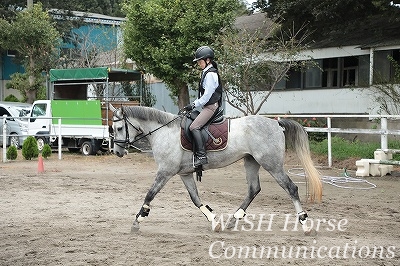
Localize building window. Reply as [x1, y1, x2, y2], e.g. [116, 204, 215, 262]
[305, 60, 322, 88]
[274, 50, 399, 90]
[286, 68, 302, 89]
[341, 56, 358, 87]
[7, 50, 17, 57]
[390, 49, 400, 82]
[322, 58, 338, 88]
[358, 55, 370, 87]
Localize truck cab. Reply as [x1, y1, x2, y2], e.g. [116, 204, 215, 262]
[28, 100, 52, 137]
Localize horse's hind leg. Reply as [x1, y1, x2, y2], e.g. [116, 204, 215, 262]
[227, 156, 261, 229]
[269, 168, 311, 233]
[132, 171, 173, 232]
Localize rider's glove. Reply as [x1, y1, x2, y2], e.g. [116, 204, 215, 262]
[184, 103, 194, 111]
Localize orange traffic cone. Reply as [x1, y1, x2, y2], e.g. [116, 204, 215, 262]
[38, 155, 44, 173]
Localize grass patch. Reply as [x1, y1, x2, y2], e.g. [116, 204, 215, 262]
[310, 136, 400, 160]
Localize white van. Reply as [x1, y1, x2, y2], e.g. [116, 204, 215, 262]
[0, 102, 32, 147]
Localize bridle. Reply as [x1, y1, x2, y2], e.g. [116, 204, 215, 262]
[112, 107, 187, 149]
[112, 108, 144, 149]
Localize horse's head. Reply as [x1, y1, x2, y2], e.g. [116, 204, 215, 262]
[109, 103, 143, 157]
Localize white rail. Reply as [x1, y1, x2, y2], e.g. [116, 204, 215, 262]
[265, 114, 400, 168]
[3, 114, 400, 166]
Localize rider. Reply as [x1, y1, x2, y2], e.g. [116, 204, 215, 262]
[184, 46, 223, 168]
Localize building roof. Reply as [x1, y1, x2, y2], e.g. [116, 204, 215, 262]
[49, 9, 125, 26]
[234, 13, 271, 33]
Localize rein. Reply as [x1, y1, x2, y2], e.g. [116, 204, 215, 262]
[113, 108, 188, 147]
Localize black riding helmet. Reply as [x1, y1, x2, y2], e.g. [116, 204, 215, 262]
[193, 46, 214, 62]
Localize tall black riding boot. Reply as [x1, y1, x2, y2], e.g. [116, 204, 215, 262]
[191, 128, 208, 167]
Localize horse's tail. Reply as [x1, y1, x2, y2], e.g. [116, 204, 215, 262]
[278, 119, 323, 202]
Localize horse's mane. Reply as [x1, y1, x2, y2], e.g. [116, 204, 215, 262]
[122, 106, 181, 127]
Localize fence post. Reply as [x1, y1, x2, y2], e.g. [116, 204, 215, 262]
[2, 115, 7, 163]
[58, 118, 62, 160]
[381, 117, 388, 150]
[327, 117, 332, 167]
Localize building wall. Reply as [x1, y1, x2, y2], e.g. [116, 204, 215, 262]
[150, 82, 180, 114]
[224, 87, 376, 117]
[0, 11, 122, 102]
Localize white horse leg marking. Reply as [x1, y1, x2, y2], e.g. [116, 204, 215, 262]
[226, 156, 261, 229]
[234, 208, 246, 219]
[180, 174, 220, 230]
[199, 205, 216, 221]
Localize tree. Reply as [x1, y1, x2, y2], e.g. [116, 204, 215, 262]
[57, 23, 122, 68]
[217, 15, 311, 115]
[0, 3, 60, 103]
[122, 0, 242, 108]
[254, 0, 399, 43]
[5, 72, 46, 102]
[0, 0, 26, 20]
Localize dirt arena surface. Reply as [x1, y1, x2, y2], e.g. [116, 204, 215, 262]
[0, 150, 399, 265]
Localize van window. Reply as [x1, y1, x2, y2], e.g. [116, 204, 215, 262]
[0, 107, 11, 117]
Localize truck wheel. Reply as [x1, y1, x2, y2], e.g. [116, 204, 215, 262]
[36, 137, 46, 151]
[81, 141, 94, 156]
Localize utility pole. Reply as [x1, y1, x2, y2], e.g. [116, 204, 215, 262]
[27, 0, 33, 8]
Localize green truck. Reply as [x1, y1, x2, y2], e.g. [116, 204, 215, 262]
[27, 100, 110, 155]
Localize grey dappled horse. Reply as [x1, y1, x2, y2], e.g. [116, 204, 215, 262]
[110, 104, 323, 233]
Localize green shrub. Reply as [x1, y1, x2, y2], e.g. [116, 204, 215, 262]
[297, 117, 327, 142]
[22, 136, 39, 160]
[4, 94, 19, 102]
[6, 145, 18, 160]
[41, 144, 52, 158]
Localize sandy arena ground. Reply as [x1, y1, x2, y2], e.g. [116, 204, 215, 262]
[0, 150, 399, 265]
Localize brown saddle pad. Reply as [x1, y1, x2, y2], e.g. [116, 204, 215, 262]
[180, 119, 229, 152]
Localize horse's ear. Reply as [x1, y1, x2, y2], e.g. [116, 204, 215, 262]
[109, 103, 116, 113]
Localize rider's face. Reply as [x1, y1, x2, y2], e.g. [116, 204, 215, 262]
[197, 59, 208, 70]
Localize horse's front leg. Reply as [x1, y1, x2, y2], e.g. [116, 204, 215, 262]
[227, 156, 261, 229]
[180, 174, 221, 232]
[132, 171, 173, 232]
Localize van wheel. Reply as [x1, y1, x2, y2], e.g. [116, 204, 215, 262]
[81, 141, 94, 156]
[36, 137, 46, 151]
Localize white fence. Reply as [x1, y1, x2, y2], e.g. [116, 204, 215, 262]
[3, 114, 400, 167]
[266, 114, 400, 168]
[1, 115, 107, 162]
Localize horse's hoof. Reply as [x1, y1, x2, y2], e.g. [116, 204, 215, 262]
[131, 226, 140, 233]
[304, 228, 317, 236]
[131, 222, 140, 233]
[226, 218, 236, 230]
[213, 222, 221, 232]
